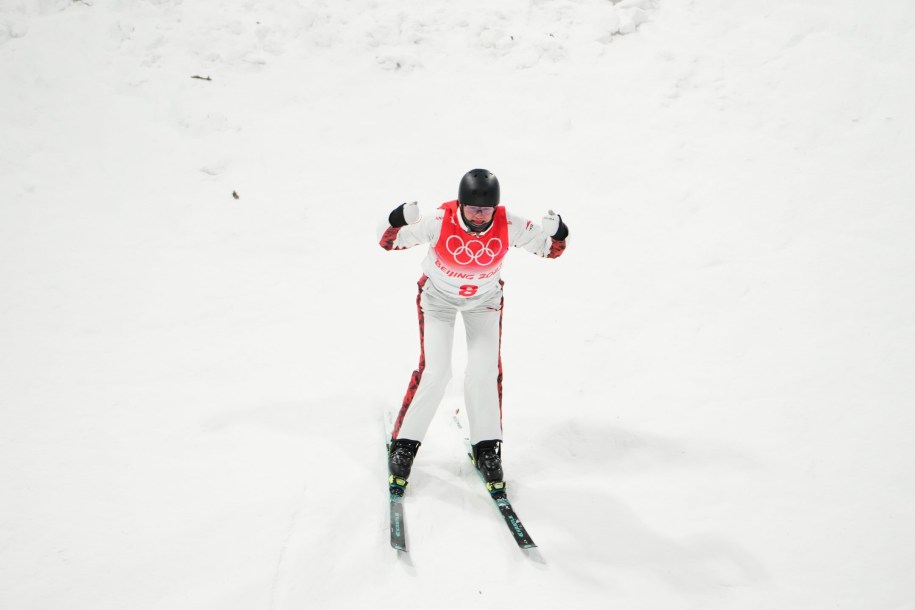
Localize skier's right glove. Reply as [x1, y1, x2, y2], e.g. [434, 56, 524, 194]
[388, 201, 420, 228]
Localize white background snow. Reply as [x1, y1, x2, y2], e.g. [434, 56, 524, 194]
[2, 0, 914, 608]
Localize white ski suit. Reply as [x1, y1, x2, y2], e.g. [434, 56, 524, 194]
[379, 200, 566, 445]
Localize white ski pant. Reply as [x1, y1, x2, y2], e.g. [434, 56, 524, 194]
[392, 275, 504, 445]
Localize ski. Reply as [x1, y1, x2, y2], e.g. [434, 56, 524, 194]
[478, 479, 537, 549]
[452, 411, 537, 550]
[384, 413, 409, 552]
[389, 475, 408, 552]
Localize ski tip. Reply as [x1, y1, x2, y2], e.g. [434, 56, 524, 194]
[523, 546, 546, 564]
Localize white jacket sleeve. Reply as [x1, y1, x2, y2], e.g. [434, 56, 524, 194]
[377, 208, 443, 251]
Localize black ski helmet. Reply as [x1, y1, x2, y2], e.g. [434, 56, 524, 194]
[458, 169, 500, 207]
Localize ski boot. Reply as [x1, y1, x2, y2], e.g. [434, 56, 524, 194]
[388, 438, 421, 480]
[472, 440, 504, 483]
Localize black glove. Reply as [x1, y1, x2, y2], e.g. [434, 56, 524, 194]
[388, 201, 419, 228]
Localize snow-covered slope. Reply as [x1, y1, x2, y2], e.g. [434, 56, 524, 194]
[2, 1, 914, 608]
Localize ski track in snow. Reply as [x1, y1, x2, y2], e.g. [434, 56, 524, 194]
[267, 483, 307, 610]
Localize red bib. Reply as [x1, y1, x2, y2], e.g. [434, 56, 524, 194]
[433, 201, 509, 274]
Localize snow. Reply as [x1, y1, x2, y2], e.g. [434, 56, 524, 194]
[2, 0, 915, 608]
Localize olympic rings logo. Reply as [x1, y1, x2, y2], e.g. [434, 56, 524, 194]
[445, 235, 504, 266]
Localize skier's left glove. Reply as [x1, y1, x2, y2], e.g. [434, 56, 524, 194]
[541, 210, 569, 241]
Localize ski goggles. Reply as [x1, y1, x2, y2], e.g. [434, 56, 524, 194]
[462, 205, 496, 217]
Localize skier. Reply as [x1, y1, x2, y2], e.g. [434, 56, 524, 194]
[378, 169, 569, 484]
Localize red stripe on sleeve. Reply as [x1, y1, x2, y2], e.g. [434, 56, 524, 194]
[379, 225, 402, 251]
[547, 238, 566, 259]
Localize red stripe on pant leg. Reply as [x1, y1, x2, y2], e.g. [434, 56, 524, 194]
[497, 281, 504, 430]
[392, 275, 428, 440]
